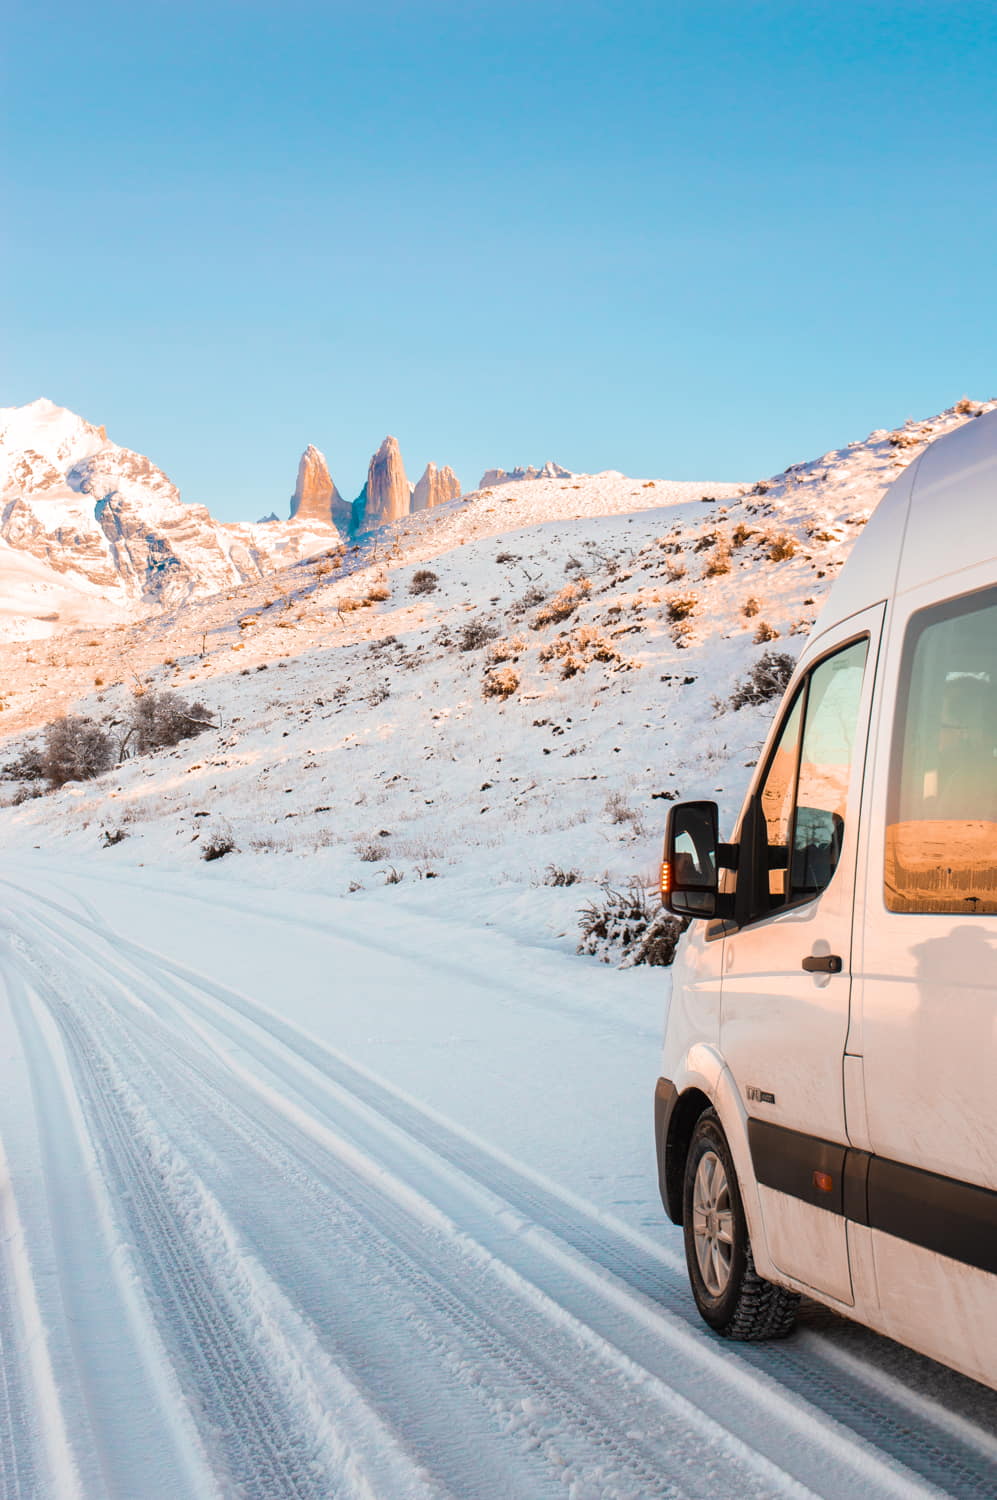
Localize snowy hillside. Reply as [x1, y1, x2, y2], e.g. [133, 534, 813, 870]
[0, 400, 339, 639]
[3, 399, 997, 1499]
[2, 396, 991, 960]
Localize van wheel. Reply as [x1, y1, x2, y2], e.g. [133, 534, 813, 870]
[683, 1109, 800, 1340]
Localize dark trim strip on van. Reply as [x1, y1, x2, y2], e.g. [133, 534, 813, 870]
[748, 1119, 997, 1277]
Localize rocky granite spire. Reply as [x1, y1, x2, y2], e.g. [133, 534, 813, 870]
[355, 435, 410, 531]
[412, 462, 461, 512]
[290, 445, 347, 529]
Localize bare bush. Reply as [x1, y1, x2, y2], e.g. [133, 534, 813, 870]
[384, 866, 404, 885]
[366, 581, 390, 603]
[131, 691, 214, 754]
[663, 557, 687, 581]
[577, 881, 687, 967]
[732, 522, 753, 547]
[42, 716, 115, 788]
[409, 569, 438, 595]
[482, 666, 519, 699]
[742, 595, 761, 617]
[1, 744, 46, 781]
[100, 827, 128, 847]
[753, 620, 780, 642]
[729, 650, 796, 710]
[201, 830, 237, 861]
[458, 618, 499, 651]
[513, 585, 546, 614]
[543, 865, 581, 887]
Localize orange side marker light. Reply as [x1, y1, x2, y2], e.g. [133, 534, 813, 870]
[813, 1170, 834, 1194]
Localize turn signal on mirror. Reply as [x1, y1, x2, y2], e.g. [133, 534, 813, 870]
[813, 1170, 834, 1194]
[659, 861, 672, 900]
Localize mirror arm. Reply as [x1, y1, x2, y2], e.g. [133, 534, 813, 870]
[717, 842, 739, 869]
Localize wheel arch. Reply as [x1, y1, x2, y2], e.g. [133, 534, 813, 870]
[657, 1083, 713, 1225]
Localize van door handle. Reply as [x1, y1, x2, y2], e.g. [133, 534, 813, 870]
[802, 954, 843, 974]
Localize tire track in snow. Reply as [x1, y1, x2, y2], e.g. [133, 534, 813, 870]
[11, 884, 997, 1499]
[21, 881, 996, 1500]
[4, 931, 447, 1500]
[6, 892, 805, 1500]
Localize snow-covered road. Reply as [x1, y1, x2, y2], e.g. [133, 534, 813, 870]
[1, 860, 995, 1499]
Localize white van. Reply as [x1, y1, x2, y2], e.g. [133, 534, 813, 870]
[657, 409, 997, 1388]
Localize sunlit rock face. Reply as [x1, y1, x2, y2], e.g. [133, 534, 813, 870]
[356, 435, 410, 530]
[412, 462, 461, 512]
[290, 445, 348, 531]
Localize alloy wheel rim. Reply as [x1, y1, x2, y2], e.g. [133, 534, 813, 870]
[692, 1149, 735, 1296]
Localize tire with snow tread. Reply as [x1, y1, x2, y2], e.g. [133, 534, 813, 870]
[682, 1108, 799, 1341]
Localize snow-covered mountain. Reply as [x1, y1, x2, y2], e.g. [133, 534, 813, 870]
[3, 396, 992, 947]
[0, 400, 340, 640]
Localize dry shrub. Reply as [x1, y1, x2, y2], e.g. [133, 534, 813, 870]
[201, 829, 237, 861]
[459, 618, 500, 651]
[538, 626, 619, 674]
[409, 569, 438, 595]
[487, 635, 526, 664]
[742, 595, 761, 618]
[338, 597, 364, 612]
[664, 557, 687, 581]
[604, 791, 645, 834]
[753, 620, 780, 642]
[366, 581, 390, 603]
[543, 865, 581, 886]
[531, 579, 590, 629]
[665, 592, 698, 621]
[704, 536, 732, 576]
[766, 532, 797, 561]
[131, 691, 213, 753]
[729, 650, 796, 710]
[356, 839, 389, 862]
[482, 666, 519, 699]
[732, 522, 753, 547]
[577, 881, 687, 967]
[42, 716, 115, 788]
[1, 744, 46, 781]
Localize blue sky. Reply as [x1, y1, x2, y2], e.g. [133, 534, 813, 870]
[4, 1, 995, 520]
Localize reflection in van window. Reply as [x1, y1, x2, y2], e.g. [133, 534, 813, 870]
[759, 691, 804, 900]
[886, 586, 997, 914]
[751, 636, 868, 918]
[791, 639, 868, 900]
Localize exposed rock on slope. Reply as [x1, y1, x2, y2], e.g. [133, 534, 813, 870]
[412, 462, 461, 512]
[290, 445, 349, 531]
[355, 436, 410, 531]
[479, 461, 571, 486]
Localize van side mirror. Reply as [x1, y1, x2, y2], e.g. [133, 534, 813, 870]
[661, 801, 723, 919]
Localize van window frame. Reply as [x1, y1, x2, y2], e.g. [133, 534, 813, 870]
[732, 629, 872, 932]
[885, 581, 997, 916]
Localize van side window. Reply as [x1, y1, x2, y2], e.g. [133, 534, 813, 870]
[885, 586, 997, 914]
[745, 637, 869, 923]
[791, 641, 868, 901]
